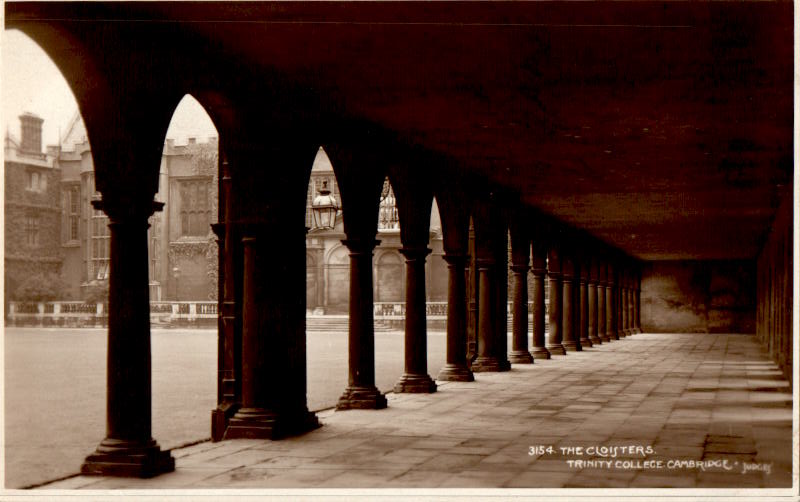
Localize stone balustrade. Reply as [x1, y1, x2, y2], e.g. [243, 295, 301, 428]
[6, 301, 218, 327]
[9, 300, 547, 331]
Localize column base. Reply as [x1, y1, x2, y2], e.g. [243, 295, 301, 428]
[589, 336, 603, 345]
[81, 438, 174, 478]
[211, 402, 240, 442]
[394, 373, 437, 393]
[530, 346, 551, 359]
[563, 340, 581, 352]
[509, 350, 534, 364]
[471, 355, 507, 372]
[437, 364, 475, 382]
[546, 343, 567, 356]
[223, 407, 320, 440]
[336, 386, 388, 410]
[614, 331, 624, 339]
[600, 333, 612, 342]
[579, 337, 593, 348]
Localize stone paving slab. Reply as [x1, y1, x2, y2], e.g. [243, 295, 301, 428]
[39, 333, 793, 490]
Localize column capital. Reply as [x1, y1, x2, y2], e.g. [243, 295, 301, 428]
[477, 257, 496, 269]
[442, 253, 468, 266]
[92, 197, 163, 223]
[399, 246, 432, 261]
[530, 265, 547, 276]
[342, 238, 381, 255]
[511, 264, 530, 274]
[210, 222, 226, 239]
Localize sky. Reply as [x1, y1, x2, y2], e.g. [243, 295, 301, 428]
[2, 30, 218, 149]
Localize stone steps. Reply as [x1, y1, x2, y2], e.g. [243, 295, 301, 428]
[306, 315, 394, 333]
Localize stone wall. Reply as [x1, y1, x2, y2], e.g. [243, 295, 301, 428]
[756, 195, 792, 382]
[4, 160, 63, 299]
[641, 260, 755, 334]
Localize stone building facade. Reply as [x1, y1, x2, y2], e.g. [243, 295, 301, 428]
[7, 114, 447, 307]
[56, 114, 220, 302]
[4, 113, 63, 303]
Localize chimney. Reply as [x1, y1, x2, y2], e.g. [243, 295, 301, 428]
[19, 113, 43, 154]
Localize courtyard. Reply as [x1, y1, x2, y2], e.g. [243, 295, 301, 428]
[4, 326, 447, 488]
[6, 330, 793, 490]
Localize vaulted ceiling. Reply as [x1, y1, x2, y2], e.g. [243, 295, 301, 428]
[7, 1, 793, 260]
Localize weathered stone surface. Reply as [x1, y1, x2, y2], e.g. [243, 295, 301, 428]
[43, 333, 792, 490]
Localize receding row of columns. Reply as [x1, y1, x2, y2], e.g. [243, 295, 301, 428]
[336, 205, 644, 418]
[79, 138, 643, 479]
[504, 241, 643, 362]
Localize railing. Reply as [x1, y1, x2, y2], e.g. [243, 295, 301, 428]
[7, 300, 218, 327]
[9, 300, 543, 328]
[373, 301, 535, 320]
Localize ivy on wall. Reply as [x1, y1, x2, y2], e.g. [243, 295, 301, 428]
[167, 141, 220, 300]
[167, 238, 219, 300]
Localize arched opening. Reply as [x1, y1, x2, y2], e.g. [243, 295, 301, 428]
[160, 94, 219, 303]
[150, 93, 219, 456]
[2, 29, 107, 489]
[304, 146, 344, 314]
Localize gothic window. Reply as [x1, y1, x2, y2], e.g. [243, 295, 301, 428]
[180, 178, 211, 237]
[63, 185, 80, 242]
[91, 205, 109, 280]
[25, 214, 39, 247]
[26, 170, 46, 192]
[149, 214, 161, 281]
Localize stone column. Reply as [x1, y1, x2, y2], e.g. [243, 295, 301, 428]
[597, 262, 609, 343]
[337, 238, 387, 409]
[530, 242, 550, 359]
[82, 198, 174, 477]
[493, 230, 512, 370]
[394, 246, 437, 392]
[620, 270, 630, 337]
[579, 258, 592, 348]
[437, 253, 474, 381]
[634, 273, 642, 334]
[466, 221, 478, 362]
[509, 225, 533, 364]
[471, 200, 509, 372]
[509, 261, 533, 363]
[622, 274, 629, 336]
[607, 265, 619, 340]
[622, 272, 633, 336]
[631, 272, 640, 334]
[225, 225, 320, 438]
[588, 258, 601, 346]
[473, 257, 504, 370]
[546, 248, 566, 355]
[561, 253, 580, 352]
[615, 272, 623, 338]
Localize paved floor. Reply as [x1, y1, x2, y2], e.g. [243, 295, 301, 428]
[40, 333, 793, 490]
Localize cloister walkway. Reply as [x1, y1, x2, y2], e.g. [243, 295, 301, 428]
[43, 333, 792, 490]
